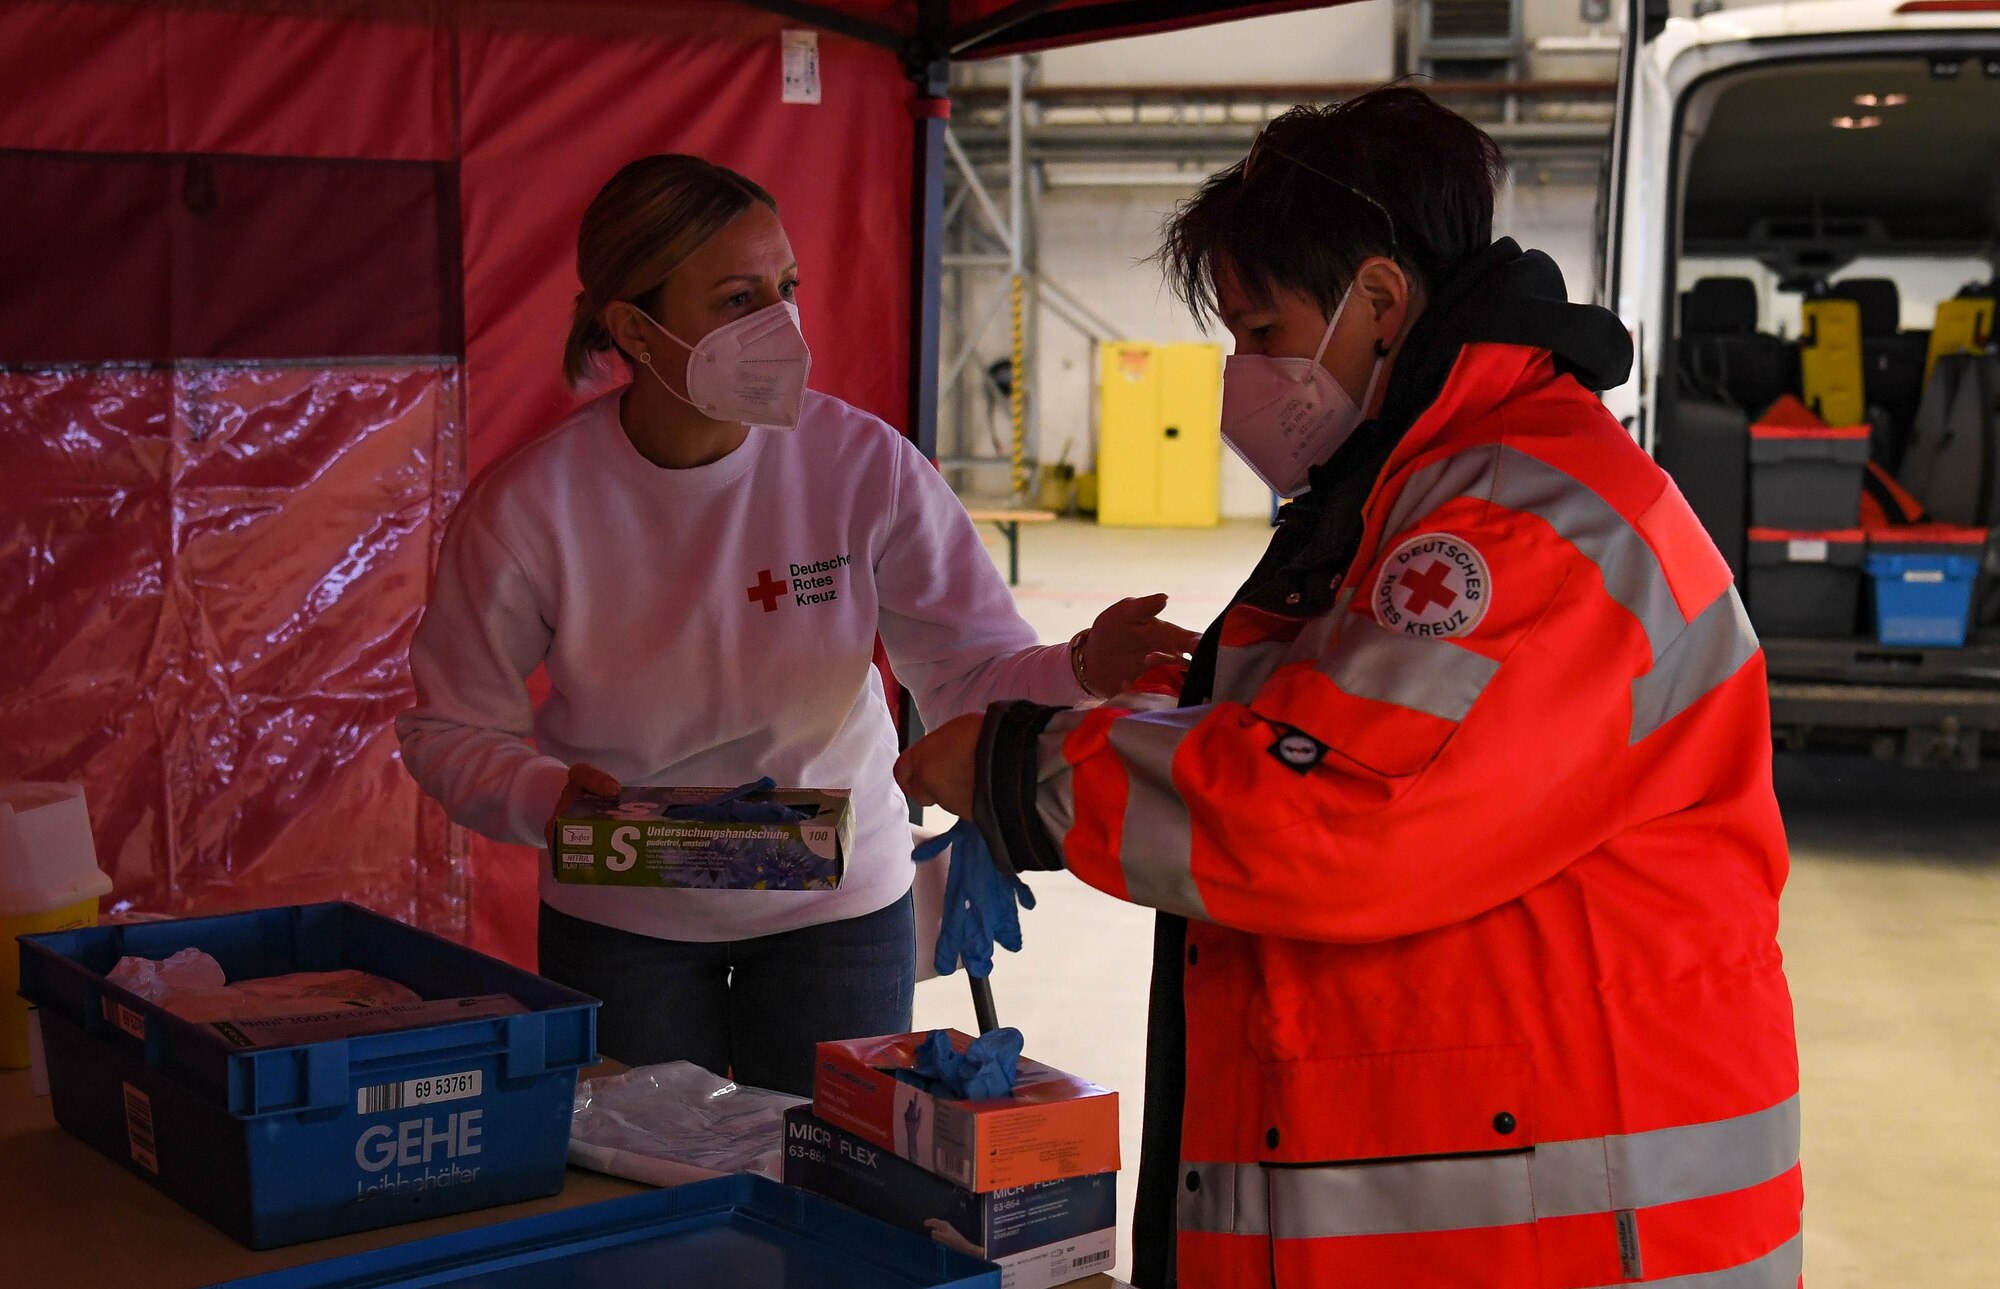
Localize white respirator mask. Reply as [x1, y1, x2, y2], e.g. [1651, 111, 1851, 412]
[1220, 284, 1383, 499]
[636, 299, 812, 429]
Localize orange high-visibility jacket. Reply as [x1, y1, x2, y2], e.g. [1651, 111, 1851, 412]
[980, 341, 1802, 1287]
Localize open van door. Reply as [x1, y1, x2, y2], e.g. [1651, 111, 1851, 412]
[1602, 0, 2000, 767]
[1596, 0, 1671, 451]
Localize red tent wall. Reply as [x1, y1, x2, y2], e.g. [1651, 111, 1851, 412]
[0, 0, 912, 966]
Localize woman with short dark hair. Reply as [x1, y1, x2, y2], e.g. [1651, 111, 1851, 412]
[900, 89, 1803, 1286]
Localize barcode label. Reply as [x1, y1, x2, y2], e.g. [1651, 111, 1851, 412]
[932, 1141, 972, 1187]
[1073, 1249, 1114, 1269]
[102, 997, 146, 1040]
[931, 1105, 975, 1187]
[356, 1068, 482, 1115]
[123, 1082, 159, 1173]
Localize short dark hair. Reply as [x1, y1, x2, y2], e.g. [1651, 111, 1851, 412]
[1161, 87, 1507, 325]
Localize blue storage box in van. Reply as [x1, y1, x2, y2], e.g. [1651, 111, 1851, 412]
[16, 902, 597, 1249]
[212, 1175, 1001, 1288]
[1864, 553, 1982, 646]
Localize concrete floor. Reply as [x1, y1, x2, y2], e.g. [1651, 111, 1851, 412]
[914, 516, 2000, 1285]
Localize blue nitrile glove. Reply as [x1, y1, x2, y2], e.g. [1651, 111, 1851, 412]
[664, 777, 818, 823]
[895, 1027, 1024, 1100]
[912, 820, 1036, 979]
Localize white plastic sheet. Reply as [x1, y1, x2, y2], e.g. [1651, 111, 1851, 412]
[568, 1061, 805, 1188]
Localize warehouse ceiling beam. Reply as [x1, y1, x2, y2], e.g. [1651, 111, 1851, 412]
[950, 78, 1617, 106]
[949, 119, 1612, 155]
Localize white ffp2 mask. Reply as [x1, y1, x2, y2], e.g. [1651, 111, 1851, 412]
[1220, 286, 1382, 498]
[638, 299, 812, 429]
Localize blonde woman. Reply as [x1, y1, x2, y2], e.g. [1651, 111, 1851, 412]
[398, 156, 1195, 1094]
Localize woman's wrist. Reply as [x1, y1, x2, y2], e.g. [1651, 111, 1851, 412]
[1068, 628, 1100, 700]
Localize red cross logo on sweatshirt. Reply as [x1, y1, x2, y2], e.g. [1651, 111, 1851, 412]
[1400, 561, 1460, 615]
[747, 569, 788, 613]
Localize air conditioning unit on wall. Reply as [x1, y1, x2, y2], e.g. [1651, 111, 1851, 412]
[1414, 0, 1525, 79]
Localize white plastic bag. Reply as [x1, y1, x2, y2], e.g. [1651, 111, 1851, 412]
[107, 947, 228, 999]
[568, 1061, 805, 1187]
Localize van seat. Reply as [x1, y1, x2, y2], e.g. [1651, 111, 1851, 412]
[1829, 278, 1928, 463]
[1679, 277, 1798, 418]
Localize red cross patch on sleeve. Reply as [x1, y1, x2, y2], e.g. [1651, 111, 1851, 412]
[1374, 532, 1492, 639]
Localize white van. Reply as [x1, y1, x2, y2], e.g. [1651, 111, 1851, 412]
[1599, 0, 2000, 766]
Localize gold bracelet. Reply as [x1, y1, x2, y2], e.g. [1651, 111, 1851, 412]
[1070, 627, 1098, 699]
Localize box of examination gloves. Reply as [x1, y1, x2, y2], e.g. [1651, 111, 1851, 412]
[813, 1031, 1119, 1192]
[553, 786, 850, 890]
[784, 1106, 1118, 1289]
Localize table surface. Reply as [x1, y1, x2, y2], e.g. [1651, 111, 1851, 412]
[0, 1067, 1125, 1288]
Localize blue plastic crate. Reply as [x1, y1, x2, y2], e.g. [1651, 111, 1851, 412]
[211, 1175, 1002, 1288]
[1863, 553, 1981, 647]
[17, 902, 598, 1248]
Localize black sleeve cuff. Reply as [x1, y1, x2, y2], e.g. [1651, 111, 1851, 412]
[973, 700, 1067, 876]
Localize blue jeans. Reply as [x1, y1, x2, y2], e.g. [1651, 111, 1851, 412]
[537, 894, 915, 1096]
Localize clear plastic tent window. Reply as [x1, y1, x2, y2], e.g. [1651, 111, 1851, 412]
[0, 365, 467, 933]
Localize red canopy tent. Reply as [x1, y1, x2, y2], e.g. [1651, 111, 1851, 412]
[0, 0, 1343, 965]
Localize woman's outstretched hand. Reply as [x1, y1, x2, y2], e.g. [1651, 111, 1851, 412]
[1081, 594, 1201, 698]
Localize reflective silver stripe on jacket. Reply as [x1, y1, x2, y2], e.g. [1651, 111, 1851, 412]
[1628, 586, 1760, 744]
[1578, 1230, 1803, 1289]
[1213, 639, 1296, 702]
[1096, 707, 1209, 920]
[1180, 1094, 1800, 1240]
[1320, 616, 1500, 723]
[1035, 710, 1081, 845]
[1379, 443, 1759, 741]
[1032, 704, 1212, 916]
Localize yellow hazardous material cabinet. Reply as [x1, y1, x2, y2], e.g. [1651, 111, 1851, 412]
[1096, 341, 1224, 527]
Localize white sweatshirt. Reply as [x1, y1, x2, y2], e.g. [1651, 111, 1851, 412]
[396, 390, 1083, 941]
